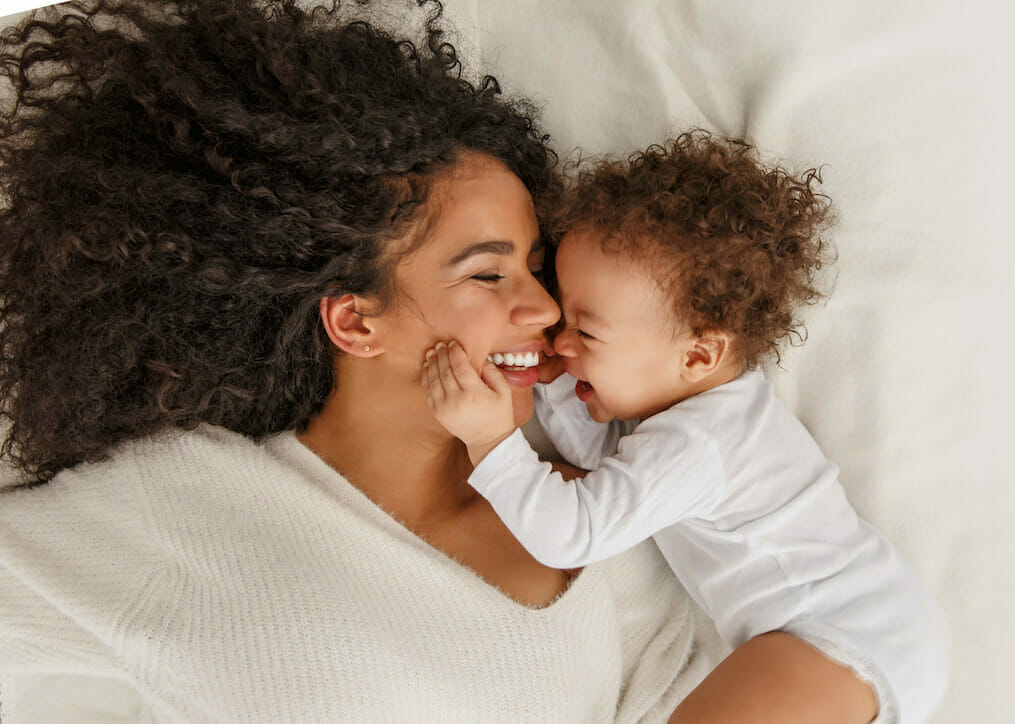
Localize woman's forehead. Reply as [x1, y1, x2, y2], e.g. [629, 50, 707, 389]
[409, 155, 538, 260]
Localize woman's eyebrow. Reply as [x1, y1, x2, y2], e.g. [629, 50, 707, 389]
[446, 240, 515, 266]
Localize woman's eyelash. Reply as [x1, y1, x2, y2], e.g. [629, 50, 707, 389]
[576, 329, 594, 340]
[472, 273, 505, 283]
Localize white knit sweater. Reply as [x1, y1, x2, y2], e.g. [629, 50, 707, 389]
[0, 425, 724, 722]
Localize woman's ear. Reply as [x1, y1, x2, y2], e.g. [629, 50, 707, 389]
[682, 329, 733, 382]
[319, 294, 383, 358]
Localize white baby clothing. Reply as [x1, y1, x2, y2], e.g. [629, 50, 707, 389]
[0, 424, 725, 723]
[471, 369, 949, 723]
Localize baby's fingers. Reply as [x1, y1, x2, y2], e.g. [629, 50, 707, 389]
[422, 347, 445, 403]
[480, 358, 511, 398]
[433, 342, 463, 392]
[447, 341, 484, 391]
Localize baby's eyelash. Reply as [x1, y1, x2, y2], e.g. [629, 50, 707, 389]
[576, 329, 595, 340]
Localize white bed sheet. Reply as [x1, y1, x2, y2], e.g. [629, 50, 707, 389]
[2, 1, 1013, 721]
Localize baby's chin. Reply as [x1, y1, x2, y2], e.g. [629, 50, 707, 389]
[587, 406, 614, 424]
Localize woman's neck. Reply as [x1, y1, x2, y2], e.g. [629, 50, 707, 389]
[298, 362, 478, 529]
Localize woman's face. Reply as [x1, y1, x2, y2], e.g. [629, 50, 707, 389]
[373, 152, 560, 426]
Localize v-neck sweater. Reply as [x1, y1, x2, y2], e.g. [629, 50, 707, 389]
[0, 425, 724, 722]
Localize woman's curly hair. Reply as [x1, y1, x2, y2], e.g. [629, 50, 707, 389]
[553, 131, 835, 368]
[0, 0, 560, 481]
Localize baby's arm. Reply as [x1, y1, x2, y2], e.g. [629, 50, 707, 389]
[534, 374, 636, 470]
[467, 417, 724, 569]
[422, 341, 723, 568]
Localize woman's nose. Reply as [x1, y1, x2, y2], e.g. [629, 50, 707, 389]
[511, 274, 561, 329]
[553, 328, 578, 357]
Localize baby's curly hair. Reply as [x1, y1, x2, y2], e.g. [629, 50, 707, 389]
[0, 0, 559, 481]
[554, 131, 835, 368]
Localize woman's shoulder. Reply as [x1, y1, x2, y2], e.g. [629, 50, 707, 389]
[0, 425, 280, 587]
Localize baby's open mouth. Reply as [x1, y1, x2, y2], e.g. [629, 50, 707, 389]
[575, 379, 595, 402]
[486, 351, 541, 369]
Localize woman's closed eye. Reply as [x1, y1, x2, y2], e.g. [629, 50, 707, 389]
[471, 264, 542, 284]
[576, 329, 596, 341]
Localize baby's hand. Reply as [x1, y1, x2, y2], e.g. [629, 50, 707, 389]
[421, 340, 515, 465]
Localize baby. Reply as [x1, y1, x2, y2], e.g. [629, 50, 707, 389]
[422, 133, 947, 722]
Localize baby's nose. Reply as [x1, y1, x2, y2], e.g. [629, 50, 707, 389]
[553, 330, 578, 357]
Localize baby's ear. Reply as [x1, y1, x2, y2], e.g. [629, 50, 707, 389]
[319, 293, 383, 358]
[682, 329, 734, 382]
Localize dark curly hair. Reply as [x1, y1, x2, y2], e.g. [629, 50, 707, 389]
[0, 0, 560, 481]
[553, 131, 834, 368]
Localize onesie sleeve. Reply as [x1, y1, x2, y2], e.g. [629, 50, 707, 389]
[469, 417, 725, 569]
[533, 374, 636, 469]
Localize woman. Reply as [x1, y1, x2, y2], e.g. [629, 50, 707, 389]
[0, 1, 878, 721]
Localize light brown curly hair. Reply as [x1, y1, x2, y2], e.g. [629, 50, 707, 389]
[552, 131, 835, 368]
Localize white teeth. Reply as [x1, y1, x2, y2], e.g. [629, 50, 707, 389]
[486, 355, 494, 362]
[490, 351, 540, 368]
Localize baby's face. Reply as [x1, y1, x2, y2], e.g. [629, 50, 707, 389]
[552, 231, 700, 422]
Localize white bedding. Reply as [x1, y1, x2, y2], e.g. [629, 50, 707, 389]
[3, 1, 1013, 721]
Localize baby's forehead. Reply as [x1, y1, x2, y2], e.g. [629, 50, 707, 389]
[557, 228, 686, 320]
[559, 227, 676, 281]
[560, 235, 671, 295]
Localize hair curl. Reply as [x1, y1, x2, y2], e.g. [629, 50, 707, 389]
[553, 131, 835, 368]
[0, 0, 559, 481]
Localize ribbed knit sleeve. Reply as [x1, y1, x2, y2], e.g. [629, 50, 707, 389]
[0, 464, 157, 676]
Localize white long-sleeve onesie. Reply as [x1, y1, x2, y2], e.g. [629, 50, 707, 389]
[470, 370, 949, 723]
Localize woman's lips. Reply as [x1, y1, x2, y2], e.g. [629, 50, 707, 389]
[575, 379, 595, 402]
[486, 342, 550, 387]
[498, 365, 540, 387]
